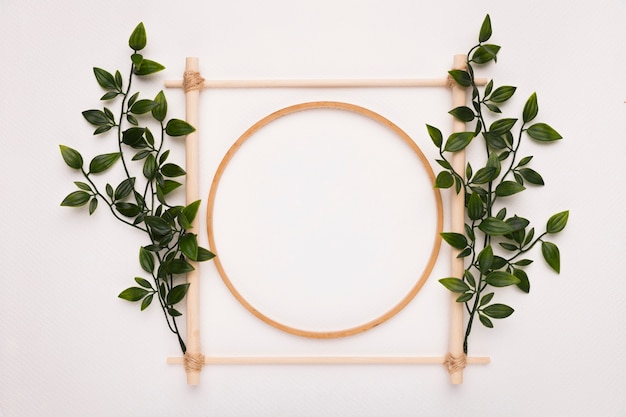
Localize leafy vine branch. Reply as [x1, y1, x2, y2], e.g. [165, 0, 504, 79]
[429, 15, 569, 354]
[59, 23, 215, 353]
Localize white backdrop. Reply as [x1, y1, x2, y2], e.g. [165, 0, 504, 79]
[1, 1, 625, 416]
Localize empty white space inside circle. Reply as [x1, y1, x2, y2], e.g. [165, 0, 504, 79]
[211, 106, 438, 333]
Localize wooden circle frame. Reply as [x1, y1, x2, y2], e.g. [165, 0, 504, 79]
[206, 101, 443, 338]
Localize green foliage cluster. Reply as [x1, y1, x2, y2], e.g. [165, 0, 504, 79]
[60, 23, 214, 353]
[428, 15, 568, 353]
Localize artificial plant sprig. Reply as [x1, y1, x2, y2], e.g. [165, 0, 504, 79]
[60, 23, 215, 353]
[428, 14, 568, 354]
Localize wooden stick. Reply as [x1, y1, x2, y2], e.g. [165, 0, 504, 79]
[183, 57, 202, 385]
[167, 355, 490, 365]
[164, 77, 488, 89]
[447, 54, 469, 384]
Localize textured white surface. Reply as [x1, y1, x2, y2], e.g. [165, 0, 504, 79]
[0, 0, 625, 416]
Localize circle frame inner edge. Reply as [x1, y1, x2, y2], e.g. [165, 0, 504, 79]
[206, 101, 443, 339]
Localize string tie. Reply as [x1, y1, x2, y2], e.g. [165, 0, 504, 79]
[184, 352, 205, 373]
[183, 70, 205, 93]
[443, 352, 467, 374]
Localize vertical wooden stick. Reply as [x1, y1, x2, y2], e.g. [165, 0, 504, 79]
[448, 54, 468, 384]
[184, 57, 202, 385]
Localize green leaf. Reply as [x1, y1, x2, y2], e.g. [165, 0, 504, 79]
[167, 259, 195, 274]
[132, 150, 151, 161]
[485, 103, 501, 113]
[483, 132, 507, 149]
[93, 67, 117, 90]
[134, 59, 165, 76]
[426, 124, 443, 148]
[439, 278, 470, 293]
[542, 241, 561, 273]
[546, 210, 569, 234]
[160, 180, 182, 195]
[464, 270, 476, 288]
[479, 217, 514, 236]
[144, 216, 171, 235]
[152, 91, 167, 122]
[129, 22, 147, 51]
[448, 69, 471, 87]
[523, 92, 539, 123]
[471, 44, 501, 64]
[486, 271, 520, 287]
[161, 163, 186, 177]
[167, 283, 190, 305]
[480, 292, 494, 307]
[143, 154, 157, 179]
[477, 245, 494, 272]
[499, 242, 518, 251]
[114, 178, 135, 201]
[527, 123, 562, 142]
[440, 232, 468, 250]
[134, 277, 153, 289]
[122, 127, 145, 146]
[74, 181, 92, 192]
[118, 287, 149, 302]
[127, 114, 138, 126]
[483, 303, 514, 319]
[88, 198, 98, 215]
[506, 216, 529, 232]
[479, 314, 493, 328]
[168, 308, 182, 317]
[140, 294, 153, 311]
[471, 167, 497, 184]
[495, 181, 526, 197]
[489, 86, 516, 103]
[100, 91, 119, 101]
[196, 247, 216, 262]
[513, 268, 530, 293]
[467, 192, 484, 220]
[165, 119, 195, 136]
[444, 132, 474, 152]
[89, 153, 120, 174]
[489, 118, 517, 135]
[82, 109, 110, 126]
[448, 106, 475, 122]
[179, 233, 199, 260]
[115, 202, 141, 217]
[514, 152, 530, 169]
[435, 171, 454, 189]
[139, 247, 155, 274]
[130, 99, 157, 114]
[519, 168, 544, 185]
[60, 191, 90, 207]
[478, 14, 492, 43]
[114, 70, 122, 89]
[131, 53, 143, 69]
[59, 145, 83, 169]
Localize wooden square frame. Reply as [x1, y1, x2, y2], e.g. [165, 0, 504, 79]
[165, 56, 490, 385]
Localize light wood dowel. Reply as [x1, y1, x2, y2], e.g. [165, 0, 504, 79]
[447, 55, 469, 385]
[167, 356, 490, 365]
[165, 77, 488, 89]
[183, 57, 202, 385]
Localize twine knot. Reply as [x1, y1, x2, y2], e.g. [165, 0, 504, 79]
[183, 70, 205, 93]
[443, 352, 467, 374]
[183, 352, 205, 373]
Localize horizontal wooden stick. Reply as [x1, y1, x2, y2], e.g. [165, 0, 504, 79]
[164, 77, 488, 89]
[167, 355, 490, 365]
